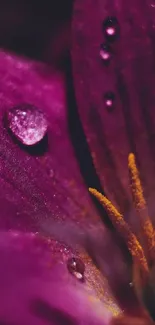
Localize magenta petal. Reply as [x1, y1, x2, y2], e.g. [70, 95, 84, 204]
[72, 0, 155, 219]
[0, 50, 101, 231]
[0, 51, 123, 318]
[0, 230, 115, 325]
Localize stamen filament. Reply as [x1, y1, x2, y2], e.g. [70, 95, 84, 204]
[89, 187, 149, 274]
[128, 153, 155, 262]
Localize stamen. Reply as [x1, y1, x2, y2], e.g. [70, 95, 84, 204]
[89, 188, 149, 274]
[128, 153, 155, 262]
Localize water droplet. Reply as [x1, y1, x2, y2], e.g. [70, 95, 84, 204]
[67, 257, 85, 280]
[104, 91, 115, 110]
[100, 43, 112, 63]
[7, 103, 48, 145]
[103, 17, 119, 42]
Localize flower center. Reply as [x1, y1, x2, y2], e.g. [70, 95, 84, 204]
[89, 153, 155, 321]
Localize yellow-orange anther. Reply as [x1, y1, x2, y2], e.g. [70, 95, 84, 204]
[89, 188, 149, 274]
[128, 153, 146, 210]
[128, 153, 155, 261]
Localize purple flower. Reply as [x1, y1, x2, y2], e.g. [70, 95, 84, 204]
[0, 0, 154, 324]
[0, 50, 121, 325]
[71, 0, 155, 323]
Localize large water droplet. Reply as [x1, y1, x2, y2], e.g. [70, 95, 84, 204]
[7, 104, 48, 145]
[100, 43, 112, 64]
[67, 257, 85, 280]
[103, 17, 119, 42]
[104, 91, 115, 110]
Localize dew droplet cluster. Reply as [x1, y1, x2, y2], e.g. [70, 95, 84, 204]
[100, 16, 120, 110]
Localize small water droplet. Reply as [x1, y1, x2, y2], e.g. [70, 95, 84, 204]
[7, 103, 48, 145]
[67, 257, 85, 280]
[103, 17, 119, 42]
[104, 91, 115, 110]
[100, 43, 112, 63]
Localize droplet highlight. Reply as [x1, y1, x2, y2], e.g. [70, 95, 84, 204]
[103, 17, 119, 42]
[7, 103, 48, 145]
[100, 43, 112, 63]
[67, 257, 85, 280]
[104, 91, 115, 110]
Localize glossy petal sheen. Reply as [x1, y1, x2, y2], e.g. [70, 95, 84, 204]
[0, 50, 99, 231]
[72, 0, 155, 224]
[0, 50, 121, 317]
[0, 230, 113, 325]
